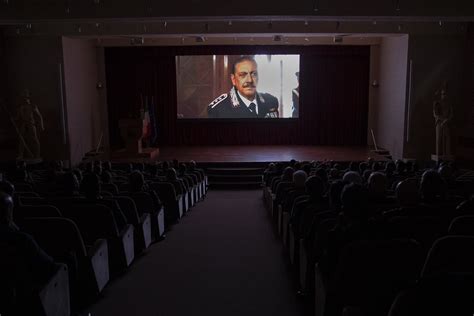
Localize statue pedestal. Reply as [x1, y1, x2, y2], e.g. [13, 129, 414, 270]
[431, 154, 454, 162]
[117, 118, 159, 159]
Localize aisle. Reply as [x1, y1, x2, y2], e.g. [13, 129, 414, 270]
[86, 190, 304, 316]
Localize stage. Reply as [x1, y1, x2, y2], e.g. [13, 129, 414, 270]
[109, 145, 388, 163]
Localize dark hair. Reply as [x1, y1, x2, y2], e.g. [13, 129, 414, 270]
[0, 181, 15, 196]
[129, 171, 145, 193]
[101, 171, 112, 184]
[305, 176, 324, 199]
[0, 191, 14, 225]
[232, 55, 257, 74]
[341, 183, 369, 220]
[81, 173, 101, 198]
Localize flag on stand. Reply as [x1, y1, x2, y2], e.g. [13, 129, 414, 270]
[149, 96, 158, 144]
[141, 95, 151, 139]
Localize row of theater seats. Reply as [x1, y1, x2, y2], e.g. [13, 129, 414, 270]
[0, 161, 208, 316]
[262, 160, 474, 316]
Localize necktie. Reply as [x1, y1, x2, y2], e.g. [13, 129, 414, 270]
[249, 102, 257, 116]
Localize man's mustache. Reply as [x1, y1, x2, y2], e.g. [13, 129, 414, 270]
[242, 84, 256, 88]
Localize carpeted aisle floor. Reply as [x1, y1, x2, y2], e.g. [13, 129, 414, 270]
[86, 190, 305, 316]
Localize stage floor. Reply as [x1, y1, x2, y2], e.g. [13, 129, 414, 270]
[140, 145, 385, 163]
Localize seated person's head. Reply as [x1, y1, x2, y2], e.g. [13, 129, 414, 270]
[349, 161, 359, 172]
[293, 170, 308, 188]
[315, 168, 328, 185]
[101, 171, 113, 184]
[372, 162, 383, 171]
[62, 172, 79, 194]
[395, 178, 419, 207]
[81, 173, 101, 198]
[359, 162, 368, 174]
[294, 162, 302, 171]
[0, 191, 14, 226]
[341, 183, 369, 221]
[149, 164, 158, 177]
[166, 168, 178, 181]
[162, 161, 170, 170]
[282, 166, 295, 182]
[438, 165, 453, 182]
[368, 172, 388, 196]
[362, 169, 372, 183]
[103, 161, 112, 172]
[342, 171, 363, 185]
[289, 159, 297, 167]
[333, 163, 341, 171]
[85, 162, 95, 174]
[178, 163, 187, 175]
[72, 168, 83, 183]
[329, 168, 340, 180]
[329, 180, 345, 209]
[305, 176, 324, 200]
[420, 170, 446, 203]
[395, 160, 406, 174]
[0, 181, 15, 196]
[129, 171, 145, 192]
[172, 159, 179, 169]
[189, 160, 196, 170]
[385, 161, 396, 174]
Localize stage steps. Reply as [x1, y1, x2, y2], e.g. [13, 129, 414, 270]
[206, 167, 264, 189]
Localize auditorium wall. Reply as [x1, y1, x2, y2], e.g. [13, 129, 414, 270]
[372, 35, 409, 160]
[404, 33, 468, 160]
[0, 28, 14, 157]
[3, 36, 69, 161]
[62, 37, 106, 165]
[457, 23, 474, 162]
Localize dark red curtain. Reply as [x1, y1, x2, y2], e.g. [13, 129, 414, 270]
[105, 45, 369, 148]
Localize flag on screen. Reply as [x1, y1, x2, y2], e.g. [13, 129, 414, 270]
[149, 96, 158, 144]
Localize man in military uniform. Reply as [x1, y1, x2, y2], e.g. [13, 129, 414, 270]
[208, 56, 279, 118]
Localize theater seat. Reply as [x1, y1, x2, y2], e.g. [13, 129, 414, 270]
[21, 217, 110, 303]
[60, 204, 135, 276]
[112, 195, 153, 249]
[421, 236, 474, 278]
[315, 239, 423, 316]
[149, 182, 182, 225]
[0, 256, 70, 316]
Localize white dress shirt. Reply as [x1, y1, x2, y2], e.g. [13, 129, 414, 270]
[237, 91, 258, 115]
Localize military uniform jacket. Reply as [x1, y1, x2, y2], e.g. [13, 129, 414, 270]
[208, 87, 279, 118]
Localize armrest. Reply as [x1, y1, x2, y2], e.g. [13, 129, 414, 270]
[139, 213, 150, 225]
[87, 238, 108, 258]
[87, 239, 109, 293]
[39, 263, 70, 316]
[119, 224, 135, 240]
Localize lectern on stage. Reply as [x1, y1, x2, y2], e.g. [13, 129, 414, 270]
[118, 118, 159, 159]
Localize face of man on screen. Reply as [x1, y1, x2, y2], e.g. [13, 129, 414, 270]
[231, 59, 258, 100]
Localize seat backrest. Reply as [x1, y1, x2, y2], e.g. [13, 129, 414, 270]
[422, 236, 474, 278]
[101, 183, 119, 195]
[150, 182, 177, 202]
[21, 217, 88, 259]
[128, 192, 155, 216]
[18, 205, 62, 218]
[60, 204, 118, 245]
[448, 215, 474, 235]
[388, 216, 448, 250]
[112, 196, 140, 224]
[335, 239, 423, 315]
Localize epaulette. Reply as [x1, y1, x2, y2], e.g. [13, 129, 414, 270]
[209, 93, 228, 108]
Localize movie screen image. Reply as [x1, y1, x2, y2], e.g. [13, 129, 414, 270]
[176, 54, 300, 119]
